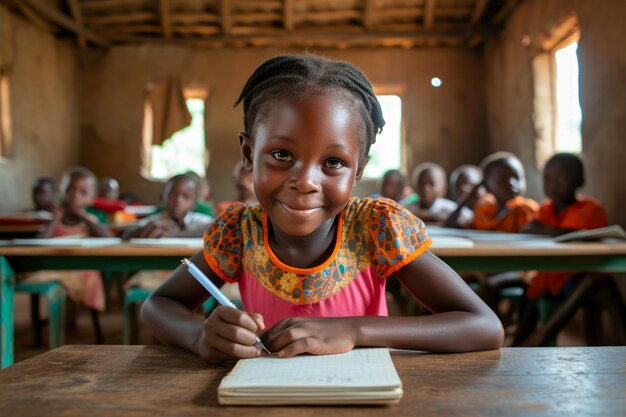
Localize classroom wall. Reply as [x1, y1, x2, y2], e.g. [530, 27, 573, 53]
[483, 0, 626, 228]
[79, 47, 487, 203]
[0, 6, 81, 211]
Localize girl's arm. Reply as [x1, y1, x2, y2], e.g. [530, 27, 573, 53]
[264, 251, 504, 357]
[140, 251, 265, 363]
[521, 220, 577, 236]
[80, 214, 114, 237]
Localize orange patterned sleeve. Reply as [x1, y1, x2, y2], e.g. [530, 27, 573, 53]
[369, 199, 431, 278]
[202, 204, 246, 283]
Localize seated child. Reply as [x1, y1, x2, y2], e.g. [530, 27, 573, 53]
[123, 174, 220, 305]
[216, 161, 257, 213]
[124, 174, 213, 239]
[449, 164, 483, 208]
[472, 152, 538, 232]
[24, 166, 113, 313]
[31, 176, 56, 214]
[141, 54, 503, 363]
[406, 163, 472, 224]
[371, 169, 406, 202]
[513, 153, 608, 345]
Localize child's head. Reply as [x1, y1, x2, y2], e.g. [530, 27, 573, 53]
[98, 177, 120, 201]
[234, 55, 385, 237]
[162, 174, 198, 222]
[543, 153, 584, 204]
[59, 167, 98, 211]
[480, 152, 526, 203]
[232, 161, 255, 203]
[32, 176, 55, 211]
[380, 169, 406, 202]
[412, 163, 447, 209]
[449, 165, 482, 201]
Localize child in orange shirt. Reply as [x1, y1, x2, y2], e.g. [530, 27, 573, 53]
[472, 152, 538, 232]
[513, 153, 607, 345]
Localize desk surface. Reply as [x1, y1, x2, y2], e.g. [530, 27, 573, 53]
[2, 240, 626, 257]
[0, 345, 624, 417]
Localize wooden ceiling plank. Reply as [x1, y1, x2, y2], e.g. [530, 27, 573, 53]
[424, 0, 436, 29]
[232, 12, 282, 24]
[66, 0, 86, 48]
[10, 0, 56, 33]
[159, 0, 172, 38]
[221, 0, 232, 35]
[283, 0, 294, 31]
[235, 0, 282, 11]
[80, 0, 151, 12]
[171, 13, 220, 25]
[21, 0, 109, 46]
[83, 12, 156, 26]
[295, 9, 362, 23]
[470, 0, 488, 26]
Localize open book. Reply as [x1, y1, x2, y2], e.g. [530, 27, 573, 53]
[218, 348, 403, 405]
[554, 225, 626, 242]
[11, 237, 122, 247]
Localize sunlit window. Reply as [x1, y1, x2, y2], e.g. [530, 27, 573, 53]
[363, 95, 402, 179]
[0, 70, 11, 158]
[554, 41, 582, 153]
[150, 98, 206, 179]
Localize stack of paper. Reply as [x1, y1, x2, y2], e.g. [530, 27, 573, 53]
[218, 348, 403, 405]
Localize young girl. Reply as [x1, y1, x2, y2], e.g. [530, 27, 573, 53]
[25, 167, 112, 313]
[141, 55, 503, 362]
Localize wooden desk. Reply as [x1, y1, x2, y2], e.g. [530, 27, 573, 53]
[2, 241, 626, 368]
[0, 345, 624, 416]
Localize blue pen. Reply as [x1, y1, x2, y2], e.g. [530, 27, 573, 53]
[181, 258, 271, 354]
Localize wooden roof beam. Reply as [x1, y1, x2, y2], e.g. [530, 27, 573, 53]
[363, 0, 375, 29]
[221, 0, 232, 35]
[9, 0, 56, 33]
[424, 0, 436, 29]
[283, 0, 294, 31]
[66, 0, 86, 48]
[470, 0, 488, 26]
[22, 0, 109, 47]
[159, 0, 172, 39]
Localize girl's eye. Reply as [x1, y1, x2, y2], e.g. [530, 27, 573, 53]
[270, 150, 293, 162]
[325, 159, 345, 170]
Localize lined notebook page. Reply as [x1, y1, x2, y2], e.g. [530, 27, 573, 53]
[219, 348, 401, 390]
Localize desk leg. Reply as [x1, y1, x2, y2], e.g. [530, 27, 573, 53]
[0, 256, 15, 368]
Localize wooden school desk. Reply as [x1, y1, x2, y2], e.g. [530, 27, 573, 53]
[2, 241, 626, 367]
[0, 345, 624, 416]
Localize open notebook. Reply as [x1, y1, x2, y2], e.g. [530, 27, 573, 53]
[218, 348, 403, 405]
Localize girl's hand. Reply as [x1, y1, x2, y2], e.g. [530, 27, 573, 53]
[196, 306, 266, 363]
[263, 317, 358, 358]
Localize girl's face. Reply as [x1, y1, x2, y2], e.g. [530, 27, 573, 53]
[64, 176, 95, 210]
[417, 169, 446, 208]
[543, 162, 577, 204]
[166, 179, 197, 221]
[484, 163, 522, 202]
[242, 93, 363, 237]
